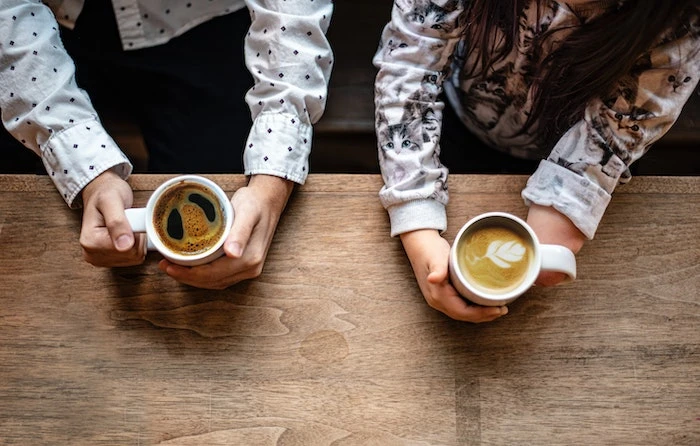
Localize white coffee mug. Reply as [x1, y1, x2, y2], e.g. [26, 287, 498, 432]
[449, 212, 576, 306]
[125, 175, 234, 266]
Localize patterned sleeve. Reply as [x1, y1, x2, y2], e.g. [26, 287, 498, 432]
[373, 0, 465, 237]
[242, 0, 334, 184]
[522, 9, 700, 239]
[0, 0, 132, 208]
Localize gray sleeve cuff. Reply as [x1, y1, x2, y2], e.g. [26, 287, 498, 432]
[387, 199, 447, 237]
[522, 160, 611, 240]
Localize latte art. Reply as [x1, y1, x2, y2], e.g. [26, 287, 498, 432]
[457, 226, 534, 294]
[479, 240, 527, 268]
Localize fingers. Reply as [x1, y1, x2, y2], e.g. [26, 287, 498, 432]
[224, 205, 256, 259]
[81, 209, 146, 267]
[159, 254, 263, 290]
[427, 261, 448, 284]
[423, 254, 507, 323]
[81, 229, 146, 267]
[97, 196, 135, 252]
[423, 276, 507, 323]
[535, 270, 568, 287]
[79, 174, 145, 267]
[439, 293, 508, 323]
[158, 261, 225, 290]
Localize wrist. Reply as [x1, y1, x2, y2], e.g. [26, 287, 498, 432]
[82, 169, 123, 202]
[400, 228, 440, 242]
[400, 228, 442, 254]
[247, 174, 295, 208]
[527, 204, 586, 254]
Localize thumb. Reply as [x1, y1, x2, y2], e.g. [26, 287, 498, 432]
[224, 207, 256, 259]
[98, 197, 135, 252]
[427, 260, 449, 285]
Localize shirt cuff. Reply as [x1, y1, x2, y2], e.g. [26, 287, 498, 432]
[387, 199, 447, 237]
[41, 119, 132, 208]
[521, 160, 611, 240]
[244, 112, 313, 184]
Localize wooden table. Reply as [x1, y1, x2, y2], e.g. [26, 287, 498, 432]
[0, 174, 698, 445]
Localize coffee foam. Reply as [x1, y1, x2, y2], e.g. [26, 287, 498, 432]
[457, 225, 533, 294]
[153, 182, 226, 255]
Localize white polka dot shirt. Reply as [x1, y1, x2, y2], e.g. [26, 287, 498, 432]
[0, 0, 334, 207]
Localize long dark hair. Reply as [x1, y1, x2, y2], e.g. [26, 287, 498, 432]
[462, 0, 697, 145]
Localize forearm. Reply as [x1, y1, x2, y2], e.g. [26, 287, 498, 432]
[242, 0, 334, 184]
[524, 15, 700, 238]
[400, 228, 442, 254]
[373, 1, 465, 229]
[1, 0, 97, 150]
[0, 1, 131, 207]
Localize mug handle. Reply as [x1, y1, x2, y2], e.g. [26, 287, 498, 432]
[539, 244, 577, 283]
[124, 208, 156, 251]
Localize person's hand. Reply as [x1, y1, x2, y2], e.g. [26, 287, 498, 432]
[80, 169, 147, 267]
[526, 204, 586, 287]
[400, 229, 508, 323]
[159, 174, 294, 289]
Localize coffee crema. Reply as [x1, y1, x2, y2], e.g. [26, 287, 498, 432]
[457, 225, 534, 294]
[152, 182, 226, 255]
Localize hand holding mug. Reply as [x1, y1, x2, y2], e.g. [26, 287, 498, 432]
[159, 174, 294, 289]
[526, 204, 586, 286]
[401, 229, 509, 323]
[80, 169, 147, 267]
[449, 212, 577, 307]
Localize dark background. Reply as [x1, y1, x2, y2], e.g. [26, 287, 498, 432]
[1, 0, 698, 176]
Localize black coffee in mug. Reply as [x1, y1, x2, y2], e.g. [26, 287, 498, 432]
[152, 182, 226, 255]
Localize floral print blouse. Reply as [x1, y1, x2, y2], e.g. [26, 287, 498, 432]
[374, 0, 700, 238]
[0, 0, 333, 207]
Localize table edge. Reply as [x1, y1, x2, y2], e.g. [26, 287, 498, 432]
[0, 173, 698, 195]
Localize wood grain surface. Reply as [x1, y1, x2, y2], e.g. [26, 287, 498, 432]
[0, 174, 698, 445]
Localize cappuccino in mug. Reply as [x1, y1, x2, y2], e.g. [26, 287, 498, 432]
[456, 224, 535, 295]
[153, 182, 226, 256]
[449, 212, 577, 306]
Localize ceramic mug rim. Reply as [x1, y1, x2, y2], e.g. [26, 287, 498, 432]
[144, 175, 233, 263]
[449, 212, 543, 305]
